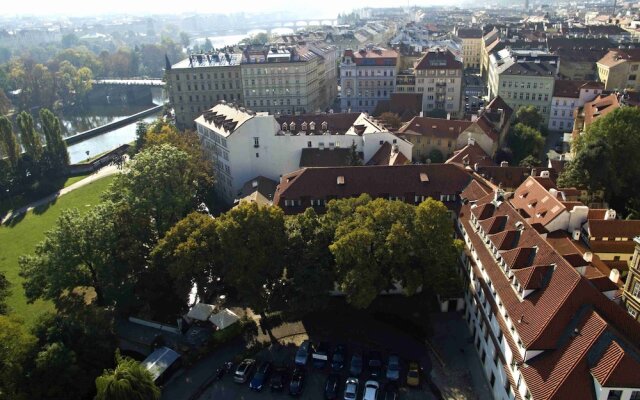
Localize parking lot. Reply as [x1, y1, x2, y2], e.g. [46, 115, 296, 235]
[198, 342, 437, 400]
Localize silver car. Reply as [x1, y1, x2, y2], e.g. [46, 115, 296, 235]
[363, 380, 380, 400]
[343, 377, 359, 400]
[233, 359, 256, 383]
[386, 354, 400, 381]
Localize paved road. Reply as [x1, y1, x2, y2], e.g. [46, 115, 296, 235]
[1, 164, 120, 224]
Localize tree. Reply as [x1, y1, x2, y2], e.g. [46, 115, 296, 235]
[0, 116, 20, 169]
[17, 111, 42, 163]
[0, 88, 11, 115]
[519, 154, 541, 168]
[378, 112, 402, 130]
[203, 38, 214, 52]
[61, 33, 80, 48]
[508, 123, 544, 164]
[95, 353, 160, 400]
[105, 143, 199, 236]
[347, 140, 362, 166]
[0, 272, 9, 314]
[19, 204, 129, 307]
[558, 107, 640, 213]
[217, 202, 287, 314]
[152, 212, 220, 304]
[179, 32, 190, 48]
[133, 121, 149, 153]
[329, 196, 415, 308]
[515, 105, 543, 129]
[40, 108, 69, 171]
[282, 208, 335, 316]
[0, 315, 37, 400]
[427, 149, 444, 163]
[424, 109, 447, 118]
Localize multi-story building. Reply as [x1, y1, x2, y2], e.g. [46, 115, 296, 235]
[414, 48, 463, 117]
[195, 102, 412, 203]
[622, 237, 640, 321]
[339, 47, 399, 113]
[549, 80, 603, 132]
[597, 48, 640, 91]
[240, 45, 332, 115]
[480, 27, 500, 81]
[571, 93, 620, 142]
[487, 49, 558, 124]
[166, 52, 243, 130]
[454, 27, 483, 70]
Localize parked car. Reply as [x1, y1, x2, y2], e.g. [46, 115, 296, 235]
[367, 351, 383, 379]
[249, 361, 272, 391]
[407, 361, 420, 387]
[331, 344, 347, 372]
[295, 340, 313, 366]
[289, 367, 305, 396]
[343, 377, 359, 400]
[270, 367, 289, 392]
[349, 353, 363, 376]
[324, 373, 341, 400]
[313, 341, 330, 369]
[382, 382, 399, 400]
[363, 380, 380, 400]
[233, 359, 256, 383]
[386, 354, 400, 381]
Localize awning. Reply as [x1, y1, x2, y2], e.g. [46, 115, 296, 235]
[208, 308, 240, 330]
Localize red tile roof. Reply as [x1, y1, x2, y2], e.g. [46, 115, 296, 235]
[446, 143, 496, 168]
[398, 117, 472, 139]
[588, 219, 640, 240]
[590, 341, 640, 388]
[513, 264, 554, 290]
[510, 176, 568, 229]
[366, 142, 410, 166]
[349, 47, 398, 66]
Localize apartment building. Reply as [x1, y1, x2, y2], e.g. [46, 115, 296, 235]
[597, 48, 640, 91]
[414, 48, 464, 117]
[488, 49, 558, 124]
[339, 47, 399, 113]
[240, 45, 333, 115]
[166, 52, 243, 130]
[549, 80, 603, 132]
[166, 44, 337, 129]
[195, 102, 412, 203]
[455, 27, 483, 70]
[622, 237, 640, 321]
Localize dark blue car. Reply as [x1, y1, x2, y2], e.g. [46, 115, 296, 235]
[249, 361, 272, 391]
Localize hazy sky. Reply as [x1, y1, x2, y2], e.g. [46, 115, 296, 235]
[3, 0, 454, 17]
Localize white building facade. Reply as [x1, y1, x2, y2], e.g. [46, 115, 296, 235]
[195, 103, 412, 203]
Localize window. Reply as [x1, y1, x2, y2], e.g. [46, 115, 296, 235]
[489, 373, 495, 388]
[630, 390, 640, 400]
[607, 390, 622, 400]
[633, 281, 640, 298]
[256, 153, 259, 158]
[307, 141, 312, 148]
[254, 137, 259, 148]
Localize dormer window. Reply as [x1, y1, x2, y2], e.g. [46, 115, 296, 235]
[290, 122, 296, 131]
[282, 122, 288, 131]
[321, 121, 328, 131]
[301, 122, 307, 131]
[310, 122, 316, 131]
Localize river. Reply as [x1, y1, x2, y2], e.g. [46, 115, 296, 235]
[193, 28, 296, 48]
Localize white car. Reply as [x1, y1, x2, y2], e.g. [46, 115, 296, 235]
[344, 377, 359, 400]
[363, 380, 380, 400]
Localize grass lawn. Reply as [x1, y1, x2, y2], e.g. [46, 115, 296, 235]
[0, 175, 116, 326]
[0, 172, 93, 216]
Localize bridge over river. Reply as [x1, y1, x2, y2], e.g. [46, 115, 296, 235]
[92, 78, 165, 87]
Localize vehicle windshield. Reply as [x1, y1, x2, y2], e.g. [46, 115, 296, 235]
[345, 392, 356, 399]
[408, 371, 419, 378]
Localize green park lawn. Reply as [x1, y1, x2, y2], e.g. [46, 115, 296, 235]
[0, 175, 116, 326]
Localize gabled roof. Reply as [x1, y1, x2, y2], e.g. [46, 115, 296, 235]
[489, 230, 521, 251]
[414, 48, 462, 70]
[590, 341, 640, 388]
[513, 264, 554, 291]
[398, 117, 472, 139]
[446, 143, 495, 168]
[587, 219, 640, 240]
[366, 142, 410, 166]
[475, 166, 531, 190]
[510, 176, 568, 229]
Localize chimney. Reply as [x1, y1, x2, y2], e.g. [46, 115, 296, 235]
[604, 209, 617, 220]
[500, 161, 509, 167]
[540, 170, 550, 178]
[252, 180, 258, 188]
[337, 176, 345, 185]
[468, 137, 476, 146]
[583, 252, 593, 263]
[609, 268, 620, 284]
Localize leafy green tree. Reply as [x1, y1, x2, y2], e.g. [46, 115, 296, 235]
[427, 149, 444, 163]
[0, 315, 37, 400]
[217, 202, 287, 314]
[516, 105, 543, 129]
[133, 121, 149, 153]
[40, 108, 69, 170]
[179, 32, 191, 48]
[282, 208, 335, 316]
[519, 154, 541, 168]
[347, 140, 362, 166]
[16, 111, 42, 162]
[152, 212, 220, 304]
[0, 272, 9, 315]
[106, 143, 199, 236]
[557, 107, 640, 212]
[0, 88, 11, 115]
[508, 123, 544, 164]
[95, 353, 159, 400]
[29, 342, 80, 399]
[61, 33, 80, 48]
[0, 116, 20, 169]
[203, 38, 214, 52]
[19, 204, 129, 307]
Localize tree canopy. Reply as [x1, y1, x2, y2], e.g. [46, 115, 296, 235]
[508, 122, 544, 165]
[515, 105, 543, 129]
[95, 353, 160, 400]
[559, 107, 640, 213]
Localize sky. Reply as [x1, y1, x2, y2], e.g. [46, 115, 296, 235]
[2, 0, 455, 18]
